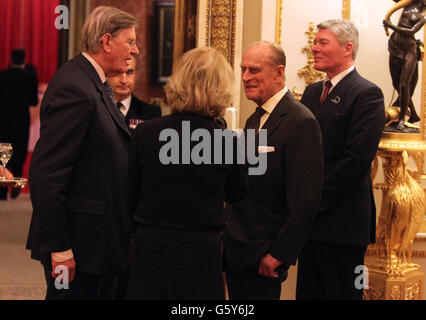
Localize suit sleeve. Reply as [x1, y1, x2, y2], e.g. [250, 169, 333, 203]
[269, 117, 324, 266]
[320, 85, 385, 211]
[127, 130, 142, 234]
[224, 134, 249, 203]
[29, 82, 93, 253]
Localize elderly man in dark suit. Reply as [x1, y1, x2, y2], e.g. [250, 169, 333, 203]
[224, 41, 323, 300]
[26, 6, 139, 300]
[296, 19, 385, 300]
[108, 56, 161, 134]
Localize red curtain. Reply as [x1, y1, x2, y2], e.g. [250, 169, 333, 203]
[0, 0, 59, 83]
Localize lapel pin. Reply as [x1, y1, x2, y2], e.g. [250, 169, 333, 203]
[331, 96, 341, 104]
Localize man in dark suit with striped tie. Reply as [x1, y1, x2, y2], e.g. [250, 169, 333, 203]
[26, 6, 139, 299]
[224, 41, 324, 300]
[296, 19, 385, 300]
[108, 56, 161, 134]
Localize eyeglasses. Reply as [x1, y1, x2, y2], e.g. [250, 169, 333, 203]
[113, 36, 137, 48]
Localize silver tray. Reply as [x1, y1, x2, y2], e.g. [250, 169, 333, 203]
[0, 177, 27, 188]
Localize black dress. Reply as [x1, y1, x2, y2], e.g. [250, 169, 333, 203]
[125, 113, 248, 299]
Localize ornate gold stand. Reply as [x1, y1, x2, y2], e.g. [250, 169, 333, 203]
[365, 134, 426, 300]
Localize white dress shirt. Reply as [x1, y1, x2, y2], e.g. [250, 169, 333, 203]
[258, 86, 288, 130]
[118, 95, 131, 117]
[323, 65, 355, 94]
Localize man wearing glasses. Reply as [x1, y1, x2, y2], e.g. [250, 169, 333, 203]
[26, 6, 139, 299]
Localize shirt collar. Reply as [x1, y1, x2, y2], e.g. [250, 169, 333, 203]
[82, 52, 106, 83]
[325, 65, 354, 91]
[261, 86, 288, 114]
[119, 95, 132, 115]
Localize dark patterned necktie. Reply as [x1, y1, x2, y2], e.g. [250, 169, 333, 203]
[103, 80, 116, 104]
[320, 80, 332, 104]
[245, 107, 267, 132]
[116, 101, 125, 118]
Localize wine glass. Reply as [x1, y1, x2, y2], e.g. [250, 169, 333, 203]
[0, 143, 13, 177]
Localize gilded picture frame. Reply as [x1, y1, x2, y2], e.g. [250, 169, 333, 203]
[154, 1, 175, 85]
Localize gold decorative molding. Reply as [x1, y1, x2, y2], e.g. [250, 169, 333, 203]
[298, 22, 325, 86]
[173, 0, 185, 63]
[205, 0, 236, 66]
[367, 246, 426, 259]
[275, 0, 283, 44]
[366, 148, 426, 300]
[423, 28, 426, 140]
[291, 22, 325, 100]
[363, 268, 423, 300]
[342, 0, 351, 20]
[379, 139, 426, 151]
[71, 0, 88, 58]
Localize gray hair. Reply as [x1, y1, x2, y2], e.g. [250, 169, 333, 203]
[317, 19, 359, 60]
[249, 41, 286, 67]
[81, 6, 137, 54]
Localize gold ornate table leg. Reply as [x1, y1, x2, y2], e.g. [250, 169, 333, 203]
[365, 150, 425, 300]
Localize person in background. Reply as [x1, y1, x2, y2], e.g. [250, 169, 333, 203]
[0, 49, 38, 199]
[125, 47, 248, 299]
[296, 19, 385, 300]
[26, 6, 139, 300]
[108, 55, 161, 134]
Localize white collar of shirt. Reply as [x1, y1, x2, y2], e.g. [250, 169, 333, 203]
[118, 95, 132, 116]
[258, 86, 288, 130]
[82, 52, 106, 83]
[324, 65, 354, 93]
[261, 86, 288, 114]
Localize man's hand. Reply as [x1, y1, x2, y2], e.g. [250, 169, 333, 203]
[258, 253, 282, 278]
[51, 256, 76, 284]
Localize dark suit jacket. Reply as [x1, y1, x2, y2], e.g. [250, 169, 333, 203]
[300, 69, 385, 246]
[128, 113, 248, 232]
[26, 54, 133, 276]
[224, 91, 324, 271]
[124, 95, 161, 134]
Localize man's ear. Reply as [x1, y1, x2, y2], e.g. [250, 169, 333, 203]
[344, 42, 354, 58]
[276, 65, 285, 79]
[100, 33, 112, 53]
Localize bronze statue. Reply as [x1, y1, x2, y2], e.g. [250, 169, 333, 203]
[383, 0, 425, 132]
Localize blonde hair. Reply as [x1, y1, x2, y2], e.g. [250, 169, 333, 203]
[81, 6, 137, 54]
[165, 47, 234, 118]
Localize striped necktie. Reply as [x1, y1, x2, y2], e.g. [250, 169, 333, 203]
[320, 80, 332, 104]
[103, 80, 116, 104]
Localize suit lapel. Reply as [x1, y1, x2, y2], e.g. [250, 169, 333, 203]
[317, 69, 357, 126]
[261, 91, 291, 140]
[76, 54, 131, 138]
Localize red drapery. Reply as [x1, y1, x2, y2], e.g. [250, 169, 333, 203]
[0, 0, 59, 83]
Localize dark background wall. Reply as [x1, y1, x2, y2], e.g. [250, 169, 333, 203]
[90, 0, 169, 103]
